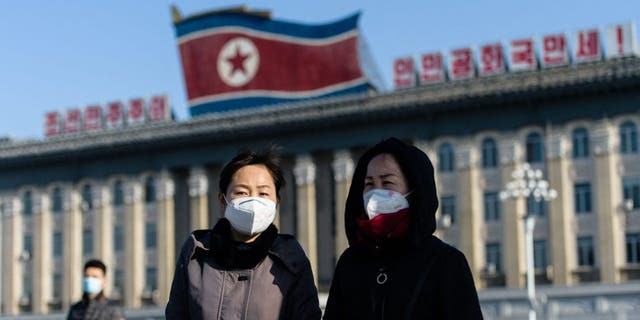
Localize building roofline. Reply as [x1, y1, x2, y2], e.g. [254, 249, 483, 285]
[2, 56, 640, 163]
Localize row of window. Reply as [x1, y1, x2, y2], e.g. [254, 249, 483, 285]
[437, 121, 639, 173]
[45, 228, 158, 301]
[440, 177, 640, 223]
[50, 222, 158, 258]
[485, 233, 640, 274]
[15, 176, 158, 216]
[45, 267, 158, 301]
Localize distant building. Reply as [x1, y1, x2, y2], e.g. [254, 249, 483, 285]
[1, 41, 640, 320]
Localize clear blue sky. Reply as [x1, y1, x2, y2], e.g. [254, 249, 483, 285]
[1, 1, 637, 139]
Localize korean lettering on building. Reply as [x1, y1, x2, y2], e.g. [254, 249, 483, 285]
[393, 22, 638, 89]
[44, 95, 170, 138]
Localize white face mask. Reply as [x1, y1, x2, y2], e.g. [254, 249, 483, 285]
[363, 189, 410, 220]
[224, 196, 277, 236]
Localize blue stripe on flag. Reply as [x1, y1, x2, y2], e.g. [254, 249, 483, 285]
[190, 83, 369, 116]
[176, 12, 359, 39]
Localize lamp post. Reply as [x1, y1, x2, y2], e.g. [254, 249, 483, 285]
[500, 163, 557, 320]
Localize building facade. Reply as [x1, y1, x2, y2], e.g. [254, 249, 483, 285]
[0, 57, 639, 316]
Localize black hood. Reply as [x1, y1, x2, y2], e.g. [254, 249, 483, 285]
[344, 137, 439, 248]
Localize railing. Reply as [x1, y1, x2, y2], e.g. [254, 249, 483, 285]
[2, 285, 640, 320]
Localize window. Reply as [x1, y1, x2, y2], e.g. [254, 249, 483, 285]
[145, 222, 157, 249]
[145, 267, 157, 291]
[53, 273, 63, 299]
[23, 234, 33, 254]
[81, 184, 93, 211]
[620, 121, 638, 154]
[23, 190, 33, 216]
[627, 233, 640, 264]
[83, 229, 93, 256]
[438, 143, 455, 173]
[22, 274, 32, 300]
[53, 232, 63, 258]
[113, 180, 124, 206]
[534, 240, 548, 270]
[527, 196, 546, 217]
[623, 177, 640, 209]
[572, 127, 590, 158]
[486, 243, 502, 273]
[440, 196, 456, 224]
[52, 187, 63, 213]
[526, 132, 544, 163]
[481, 138, 498, 168]
[577, 236, 595, 267]
[574, 183, 592, 214]
[145, 176, 156, 203]
[114, 225, 124, 252]
[114, 269, 124, 293]
[484, 192, 501, 221]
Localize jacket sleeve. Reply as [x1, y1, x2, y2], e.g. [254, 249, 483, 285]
[440, 249, 484, 320]
[284, 258, 322, 320]
[165, 237, 193, 319]
[66, 304, 75, 320]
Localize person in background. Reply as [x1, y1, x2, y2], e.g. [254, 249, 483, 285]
[166, 147, 321, 319]
[67, 259, 124, 320]
[324, 137, 484, 319]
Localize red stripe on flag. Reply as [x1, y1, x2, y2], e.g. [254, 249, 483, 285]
[179, 32, 363, 101]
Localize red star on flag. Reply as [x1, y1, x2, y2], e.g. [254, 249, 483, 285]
[227, 45, 249, 77]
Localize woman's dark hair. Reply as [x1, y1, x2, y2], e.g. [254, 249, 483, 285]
[219, 146, 286, 198]
[84, 259, 107, 275]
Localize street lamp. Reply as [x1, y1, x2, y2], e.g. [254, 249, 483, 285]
[500, 163, 557, 320]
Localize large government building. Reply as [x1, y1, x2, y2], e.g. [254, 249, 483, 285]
[1, 57, 640, 318]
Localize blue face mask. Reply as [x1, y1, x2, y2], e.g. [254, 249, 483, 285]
[82, 277, 102, 295]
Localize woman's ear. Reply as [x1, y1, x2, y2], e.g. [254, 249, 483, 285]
[218, 192, 227, 210]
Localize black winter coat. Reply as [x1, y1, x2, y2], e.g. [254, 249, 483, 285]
[324, 137, 483, 319]
[67, 293, 124, 320]
[324, 236, 483, 319]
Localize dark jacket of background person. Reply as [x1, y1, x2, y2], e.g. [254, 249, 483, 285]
[323, 138, 484, 319]
[165, 218, 321, 319]
[67, 292, 124, 320]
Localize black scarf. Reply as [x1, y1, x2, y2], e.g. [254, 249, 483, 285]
[210, 218, 278, 270]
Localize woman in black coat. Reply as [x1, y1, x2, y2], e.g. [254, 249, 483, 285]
[324, 137, 484, 319]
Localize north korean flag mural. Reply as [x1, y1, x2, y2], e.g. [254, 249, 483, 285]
[174, 8, 377, 116]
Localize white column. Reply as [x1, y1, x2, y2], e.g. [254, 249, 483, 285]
[332, 150, 354, 260]
[62, 185, 82, 310]
[33, 191, 52, 313]
[456, 142, 483, 287]
[592, 121, 624, 283]
[500, 139, 527, 288]
[546, 133, 575, 285]
[123, 179, 144, 308]
[188, 166, 209, 231]
[92, 183, 113, 294]
[3, 196, 22, 315]
[156, 170, 175, 305]
[294, 155, 318, 284]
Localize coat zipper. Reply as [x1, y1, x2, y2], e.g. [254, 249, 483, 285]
[216, 270, 226, 319]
